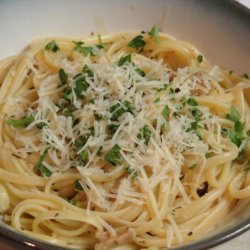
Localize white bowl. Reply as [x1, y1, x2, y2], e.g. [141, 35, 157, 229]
[0, 0, 249, 249]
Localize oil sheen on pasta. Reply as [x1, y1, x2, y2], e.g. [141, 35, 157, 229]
[0, 27, 249, 249]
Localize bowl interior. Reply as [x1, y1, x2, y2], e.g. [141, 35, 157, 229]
[0, 0, 249, 249]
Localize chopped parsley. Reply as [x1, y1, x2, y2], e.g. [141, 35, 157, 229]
[104, 144, 123, 166]
[137, 125, 152, 145]
[148, 25, 160, 43]
[191, 108, 202, 121]
[128, 35, 145, 48]
[73, 73, 90, 98]
[74, 180, 83, 191]
[73, 41, 94, 56]
[110, 101, 134, 121]
[62, 87, 73, 102]
[107, 124, 119, 135]
[45, 40, 59, 52]
[205, 152, 215, 158]
[154, 97, 160, 103]
[225, 106, 241, 122]
[118, 54, 132, 66]
[242, 73, 249, 79]
[6, 115, 34, 128]
[74, 135, 89, 151]
[161, 105, 170, 121]
[124, 165, 138, 177]
[188, 163, 197, 170]
[79, 149, 88, 164]
[187, 98, 198, 106]
[34, 148, 52, 177]
[135, 68, 146, 77]
[97, 34, 104, 49]
[197, 55, 203, 63]
[225, 106, 245, 147]
[58, 68, 68, 85]
[94, 112, 102, 121]
[82, 64, 94, 77]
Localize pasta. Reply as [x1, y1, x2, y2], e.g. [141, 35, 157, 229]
[0, 27, 249, 249]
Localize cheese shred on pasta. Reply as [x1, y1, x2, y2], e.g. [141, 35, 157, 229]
[0, 29, 250, 249]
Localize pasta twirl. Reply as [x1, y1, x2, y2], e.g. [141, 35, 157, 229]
[0, 28, 250, 249]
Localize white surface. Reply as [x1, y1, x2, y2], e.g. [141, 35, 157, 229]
[0, 0, 249, 249]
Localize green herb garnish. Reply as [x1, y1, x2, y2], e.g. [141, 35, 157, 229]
[110, 101, 134, 121]
[62, 87, 73, 102]
[34, 148, 52, 177]
[188, 163, 197, 170]
[205, 152, 215, 158]
[154, 97, 160, 103]
[79, 149, 88, 164]
[187, 98, 198, 106]
[94, 112, 102, 121]
[73, 41, 94, 56]
[6, 115, 34, 128]
[74, 180, 83, 191]
[45, 40, 59, 52]
[82, 64, 94, 77]
[118, 54, 132, 66]
[124, 165, 138, 177]
[135, 68, 146, 77]
[73, 73, 89, 99]
[97, 34, 104, 49]
[128, 35, 145, 48]
[137, 125, 152, 145]
[242, 73, 249, 79]
[225, 106, 241, 122]
[161, 105, 170, 120]
[59, 68, 68, 85]
[197, 55, 203, 63]
[107, 124, 119, 135]
[148, 25, 160, 43]
[104, 144, 123, 166]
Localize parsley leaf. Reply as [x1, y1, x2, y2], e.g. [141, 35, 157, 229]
[205, 152, 215, 158]
[128, 35, 145, 48]
[73, 41, 94, 56]
[62, 87, 73, 102]
[34, 148, 52, 177]
[148, 25, 160, 43]
[73, 73, 89, 99]
[226, 106, 241, 122]
[79, 149, 88, 164]
[82, 64, 94, 77]
[97, 34, 104, 49]
[118, 54, 131, 66]
[104, 144, 123, 166]
[6, 115, 34, 128]
[137, 125, 152, 145]
[59, 68, 68, 85]
[135, 68, 145, 77]
[110, 101, 134, 121]
[187, 98, 198, 106]
[188, 163, 197, 170]
[124, 165, 138, 177]
[197, 55, 203, 63]
[45, 40, 59, 52]
[107, 124, 119, 135]
[74, 135, 89, 151]
[242, 73, 249, 79]
[74, 180, 83, 191]
[161, 105, 170, 120]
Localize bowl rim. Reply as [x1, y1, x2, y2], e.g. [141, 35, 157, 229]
[0, 0, 250, 249]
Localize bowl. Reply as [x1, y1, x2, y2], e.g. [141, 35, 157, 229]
[0, 0, 249, 249]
